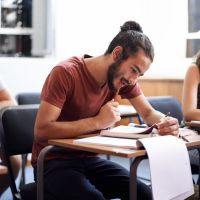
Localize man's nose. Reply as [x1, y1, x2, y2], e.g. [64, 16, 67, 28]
[128, 74, 139, 83]
[125, 78, 135, 85]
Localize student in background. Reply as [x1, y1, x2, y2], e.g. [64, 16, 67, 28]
[32, 21, 179, 200]
[0, 79, 21, 196]
[182, 51, 200, 176]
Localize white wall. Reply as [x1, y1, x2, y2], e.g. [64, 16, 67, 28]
[0, 0, 192, 96]
[55, 0, 191, 77]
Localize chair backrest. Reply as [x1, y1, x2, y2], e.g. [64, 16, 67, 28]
[15, 92, 40, 105]
[0, 105, 38, 199]
[15, 92, 40, 190]
[139, 96, 183, 125]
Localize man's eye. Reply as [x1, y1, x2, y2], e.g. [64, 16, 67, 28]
[131, 67, 138, 74]
[131, 67, 143, 76]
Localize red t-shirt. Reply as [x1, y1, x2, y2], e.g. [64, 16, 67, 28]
[31, 55, 141, 166]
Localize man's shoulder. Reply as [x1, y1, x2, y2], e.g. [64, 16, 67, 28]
[49, 56, 86, 81]
[57, 56, 84, 68]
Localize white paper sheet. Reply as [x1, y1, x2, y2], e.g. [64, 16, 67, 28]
[74, 136, 140, 149]
[139, 136, 194, 200]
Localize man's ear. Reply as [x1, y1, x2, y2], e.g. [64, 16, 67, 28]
[112, 46, 123, 61]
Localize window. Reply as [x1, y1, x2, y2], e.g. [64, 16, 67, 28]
[186, 0, 200, 57]
[0, 0, 54, 57]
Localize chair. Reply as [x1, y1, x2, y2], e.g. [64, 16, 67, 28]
[0, 105, 38, 200]
[138, 96, 200, 183]
[136, 96, 184, 183]
[138, 96, 183, 125]
[15, 92, 40, 188]
[15, 92, 40, 105]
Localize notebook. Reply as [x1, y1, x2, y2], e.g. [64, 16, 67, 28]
[74, 135, 143, 149]
[100, 124, 158, 139]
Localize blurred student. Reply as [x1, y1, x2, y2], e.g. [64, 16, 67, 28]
[0, 78, 21, 196]
[182, 51, 200, 176]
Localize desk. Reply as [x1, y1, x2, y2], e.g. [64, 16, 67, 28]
[48, 137, 200, 200]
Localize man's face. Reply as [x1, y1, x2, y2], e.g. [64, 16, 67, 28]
[107, 49, 152, 91]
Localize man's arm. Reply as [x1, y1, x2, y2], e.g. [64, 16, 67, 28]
[128, 94, 179, 135]
[34, 100, 121, 142]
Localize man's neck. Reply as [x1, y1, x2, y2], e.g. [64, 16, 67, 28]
[84, 55, 112, 87]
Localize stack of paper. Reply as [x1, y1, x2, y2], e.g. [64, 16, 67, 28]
[74, 136, 141, 149]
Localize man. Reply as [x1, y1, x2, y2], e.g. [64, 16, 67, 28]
[32, 21, 179, 200]
[0, 79, 21, 196]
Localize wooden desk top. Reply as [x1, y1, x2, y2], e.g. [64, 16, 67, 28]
[0, 165, 7, 175]
[48, 138, 146, 158]
[48, 135, 200, 158]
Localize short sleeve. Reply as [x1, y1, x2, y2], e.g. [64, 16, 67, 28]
[41, 66, 74, 108]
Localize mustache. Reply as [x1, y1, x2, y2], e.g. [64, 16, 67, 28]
[121, 78, 132, 86]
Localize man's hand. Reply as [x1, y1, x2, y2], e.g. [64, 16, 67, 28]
[95, 100, 121, 130]
[156, 116, 179, 136]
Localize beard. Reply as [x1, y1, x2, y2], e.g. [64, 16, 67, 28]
[107, 60, 122, 92]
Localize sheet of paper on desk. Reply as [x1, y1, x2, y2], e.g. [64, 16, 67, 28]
[74, 136, 142, 149]
[138, 135, 194, 200]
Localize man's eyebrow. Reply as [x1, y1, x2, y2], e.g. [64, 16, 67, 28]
[132, 65, 144, 76]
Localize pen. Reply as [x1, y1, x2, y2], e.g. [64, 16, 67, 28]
[151, 112, 170, 137]
[114, 87, 120, 101]
[164, 112, 170, 118]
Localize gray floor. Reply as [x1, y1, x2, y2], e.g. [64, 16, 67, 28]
[0, 165, 34, 200]
[0, 156, 151, 200]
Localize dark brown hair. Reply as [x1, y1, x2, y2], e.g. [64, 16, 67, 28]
[104, 21, 154, 62]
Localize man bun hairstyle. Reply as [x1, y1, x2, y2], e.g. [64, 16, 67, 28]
[120, 21, 143, 33]
[105, 20, 154, 62]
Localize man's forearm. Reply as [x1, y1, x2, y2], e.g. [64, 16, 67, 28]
[35, 116, 100, 142]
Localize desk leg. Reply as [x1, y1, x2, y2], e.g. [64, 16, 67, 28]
[130, 155, 147, 200]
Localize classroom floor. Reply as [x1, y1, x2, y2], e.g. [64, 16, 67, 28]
[0, 156, 151, 200]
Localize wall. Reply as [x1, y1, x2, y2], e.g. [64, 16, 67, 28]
[0, 0, 191, 97]
[55, 0, 191, 75]
[118, 78, 184, 125]
[0, 57, 57, 96]
[138, 78, 184, 102]
[119, 78, 183, 104]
